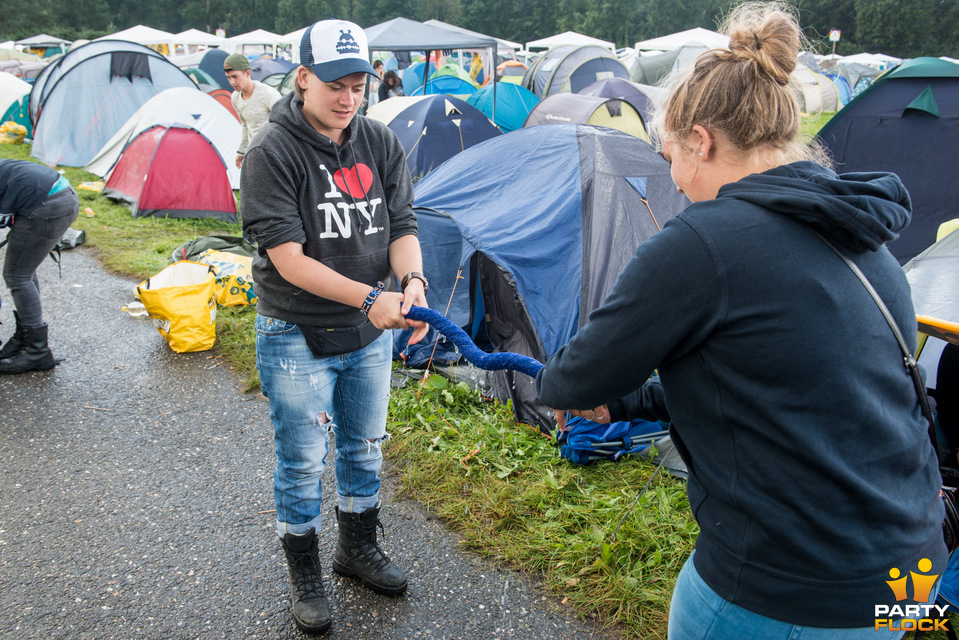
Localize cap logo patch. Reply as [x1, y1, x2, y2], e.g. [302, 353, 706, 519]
[336, 30, 361, 55]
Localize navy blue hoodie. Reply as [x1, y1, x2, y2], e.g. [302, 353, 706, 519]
[537, 161, 947, 627]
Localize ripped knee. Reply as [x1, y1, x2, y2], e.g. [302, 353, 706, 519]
[315, 412, 333, 429]
[363, 433, 390, 453]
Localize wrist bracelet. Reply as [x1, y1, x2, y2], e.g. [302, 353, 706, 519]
[360, 281, 386, 315]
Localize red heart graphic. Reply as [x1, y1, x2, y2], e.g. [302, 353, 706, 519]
[333, 164, 374, 197]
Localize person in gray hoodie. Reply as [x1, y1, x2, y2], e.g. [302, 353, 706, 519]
[240, 20, 428, 635]
[536, 4, 946, 638]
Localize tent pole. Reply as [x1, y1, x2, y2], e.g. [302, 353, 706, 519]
[491, 43, 497, 125]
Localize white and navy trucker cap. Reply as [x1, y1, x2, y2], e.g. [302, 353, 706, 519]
[300, 20, 377, 82]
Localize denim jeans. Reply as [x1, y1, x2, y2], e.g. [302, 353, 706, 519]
[668, 553, 911, 639]
[255, 314, 392, 538]
[2, 187, 79, 327]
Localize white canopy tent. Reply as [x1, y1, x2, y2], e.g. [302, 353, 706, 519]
[837, 52, 902, 70]
[174, 29, 229, 55]
[96, 25, 177, 55]
[280, 27, 308, 64]
[226, 29, 286, 59]
[525, 31, 615, 53]
[634, 27, 728, 52]
[16, 34, 72, 50]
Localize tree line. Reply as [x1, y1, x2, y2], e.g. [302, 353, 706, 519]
[2, 0, 957, 59]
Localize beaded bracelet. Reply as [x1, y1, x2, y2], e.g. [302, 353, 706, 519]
[360, 281, 386, 315]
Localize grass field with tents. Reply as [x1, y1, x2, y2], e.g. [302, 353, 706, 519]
[2, 21, 958, 634]
[3, 105, 953, 637]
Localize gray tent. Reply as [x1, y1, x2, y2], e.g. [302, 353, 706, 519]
[521, 45, 629, 98]
[364, 17, 497, 110]
[524, 93, 648, 140]
[903, 228, 959, 344]
[365, 17, 496, 52]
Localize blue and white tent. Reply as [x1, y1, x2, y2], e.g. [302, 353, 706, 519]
[410, 124, 689, 429]
[366, 94, 501, 178]
[29, 40, 197, 167]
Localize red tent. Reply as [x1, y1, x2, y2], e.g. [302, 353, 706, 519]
[208, 88, 240, 122]
[103, 125, 237, 222]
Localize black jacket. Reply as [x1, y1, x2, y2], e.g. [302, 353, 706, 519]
[537, 161, 946, 627]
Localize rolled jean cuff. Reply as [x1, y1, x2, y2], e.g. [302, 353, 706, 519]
[276, 513, 322, 539]
[339, 494, 379, 514]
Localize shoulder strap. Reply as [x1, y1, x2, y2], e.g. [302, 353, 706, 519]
[809, 228, 939, 451]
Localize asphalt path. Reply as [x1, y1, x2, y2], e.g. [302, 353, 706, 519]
[0, 244, 616, 640]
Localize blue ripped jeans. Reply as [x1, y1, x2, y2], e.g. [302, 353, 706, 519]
[255, 315, 392, 538]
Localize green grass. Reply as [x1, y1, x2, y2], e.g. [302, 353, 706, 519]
[800, 111, 836, 144]
[388, 375, 696, 638]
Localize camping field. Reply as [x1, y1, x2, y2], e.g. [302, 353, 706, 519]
[1, 134, 949, 639]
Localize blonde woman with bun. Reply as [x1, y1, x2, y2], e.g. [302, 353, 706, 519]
[537, 3, 946, 637]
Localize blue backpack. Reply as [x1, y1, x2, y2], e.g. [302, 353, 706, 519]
[556, 417, 669, 465]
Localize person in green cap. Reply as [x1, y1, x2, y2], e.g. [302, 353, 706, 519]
[223, 53, 281, 169]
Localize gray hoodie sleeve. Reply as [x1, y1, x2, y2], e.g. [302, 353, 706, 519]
[240, 134, 307, 250]
[378, 124, 417, 243]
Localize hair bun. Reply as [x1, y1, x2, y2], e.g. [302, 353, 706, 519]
[722, 3, 801, 85]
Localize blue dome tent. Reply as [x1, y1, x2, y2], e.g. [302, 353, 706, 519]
[409, 124, 690, 429]
[467, 82, 539, 132]
[29, 40, 197, 167]
[409, 75, 477, 97]
[366, 95, 500, 177]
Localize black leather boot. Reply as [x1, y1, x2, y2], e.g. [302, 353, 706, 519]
[0, 311, 25, 359]
[281, 528, 332, 635]
[0, 323, 58, 374]
[332, 504, 408, 595]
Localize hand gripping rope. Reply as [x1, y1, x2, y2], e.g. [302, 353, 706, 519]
[404, 305, 543, 378]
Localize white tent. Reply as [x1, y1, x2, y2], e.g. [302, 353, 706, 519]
[365, 95, 431, 125]
[226, 29, 286, 58]
[16, 34, 72, 49]
[525, 31, 615, 53]
[838, 52, 901, 70]
[84, 86, 241, 189]
[97, 25, 177, 55]
[280, 27, 308, 64]
[0, 71, 31, 120]
[424, 19, 520, 58]
[634, 27, 728, 52]
[174, 29, 229, 55]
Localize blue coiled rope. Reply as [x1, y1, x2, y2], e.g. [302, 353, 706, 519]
[405, 305, 544, 378]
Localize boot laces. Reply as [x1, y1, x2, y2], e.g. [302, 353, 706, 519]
[290, 552, 325, 599]
[357, 519, 392, 571]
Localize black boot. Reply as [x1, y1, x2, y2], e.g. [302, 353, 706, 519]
[281, 529, 332, 635]
[332, 504, 408, 595]
[0, 323, 58, 374]
[0, 311, 25, 359]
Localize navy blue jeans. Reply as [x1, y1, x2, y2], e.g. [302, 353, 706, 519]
[2, 187, 79, 327]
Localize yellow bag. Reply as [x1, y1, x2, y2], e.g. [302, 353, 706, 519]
[0, 122, 26, 144]
[193, 248, 257, 307]
[137, 261, 217, 353]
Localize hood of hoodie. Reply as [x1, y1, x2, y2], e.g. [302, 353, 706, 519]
[268, 92, 354, 152]
[717, 161, 912, 252]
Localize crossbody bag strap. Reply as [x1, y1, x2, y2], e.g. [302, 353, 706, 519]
[808, 227, 939, 453]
